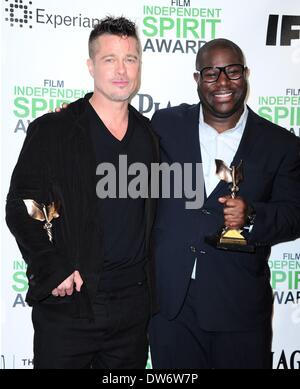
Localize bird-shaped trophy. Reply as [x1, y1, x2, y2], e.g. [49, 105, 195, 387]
[23, 199, 60, 243]
[205, 159, 255, 253]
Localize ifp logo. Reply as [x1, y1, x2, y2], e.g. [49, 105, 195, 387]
[266, 15, 300, 46]
[0, 355, 5, 369]
[4, 0, 33, 29]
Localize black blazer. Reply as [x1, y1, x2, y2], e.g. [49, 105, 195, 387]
[6, 93, 160, 317]
[151, 103, 300, 331]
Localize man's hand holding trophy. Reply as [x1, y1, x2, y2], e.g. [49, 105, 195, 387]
[205, 159, 255, 253]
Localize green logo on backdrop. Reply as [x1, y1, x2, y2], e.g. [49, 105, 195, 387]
[258, 89, 300, 137]
[142, 1, 222, 53]
[12, 260, 28, 293]
[12, 80, 89, 133]
[12, 259, 28, 308]
[270, 252, 300, 304]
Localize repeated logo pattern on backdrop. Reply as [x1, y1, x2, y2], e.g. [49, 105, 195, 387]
[1, 0, 300, 369]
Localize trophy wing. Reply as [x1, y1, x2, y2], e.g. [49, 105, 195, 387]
[215, 159, 233, 183]
[47, 202, 60, 221]
[23, 199, 45, 221]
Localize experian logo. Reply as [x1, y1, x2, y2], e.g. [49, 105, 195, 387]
[4, 0, 33, 29]
[4, 1, 102, 30]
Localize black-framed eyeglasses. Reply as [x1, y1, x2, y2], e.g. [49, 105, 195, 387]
[195, 64, 246, 83]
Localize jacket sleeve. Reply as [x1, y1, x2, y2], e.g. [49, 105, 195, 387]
[249, 138, 300, 246]
[6, 118, 74, 302]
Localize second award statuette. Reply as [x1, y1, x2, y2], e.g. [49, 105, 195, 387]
[205, 159, 255, 253]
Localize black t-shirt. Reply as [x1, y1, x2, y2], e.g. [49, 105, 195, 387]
[87, 103, 154, 290]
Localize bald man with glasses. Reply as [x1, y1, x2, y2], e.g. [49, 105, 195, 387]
[149, 38, 300, 369]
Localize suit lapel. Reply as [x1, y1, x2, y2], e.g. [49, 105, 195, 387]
[231, 108, 261, 167]
[182, 103, 202, 163]
[185, 103, 209, 201]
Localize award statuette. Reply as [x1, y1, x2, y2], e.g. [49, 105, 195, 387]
[205, 159, 255, 253]
[23, 199, 60, 243]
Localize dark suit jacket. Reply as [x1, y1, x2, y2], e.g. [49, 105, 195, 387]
[6, 93, 160, 317]
[151, 103, 300, 331]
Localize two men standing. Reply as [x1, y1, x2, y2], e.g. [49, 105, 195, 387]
[6, 18, 300, 369]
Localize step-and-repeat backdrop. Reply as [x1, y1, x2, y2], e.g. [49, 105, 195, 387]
[1, 0, 300, 369]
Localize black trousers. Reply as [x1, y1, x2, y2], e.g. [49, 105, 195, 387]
[149, 280, 272, 369]
[32, 281, 150, 369]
